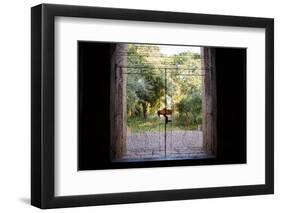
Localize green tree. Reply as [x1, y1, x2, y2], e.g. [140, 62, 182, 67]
[176, 90, 202, 128]
[127, 44, 165, 119]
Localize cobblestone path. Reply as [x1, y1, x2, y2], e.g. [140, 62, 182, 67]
[122, 130, 208, 160]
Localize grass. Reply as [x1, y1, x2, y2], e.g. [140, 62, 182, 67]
[127, 115, 199, 133]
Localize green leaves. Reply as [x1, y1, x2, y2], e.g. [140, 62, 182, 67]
[126, 44, 203, 129]
[127, 45, 165, 117]
[176, 90, 202, 128]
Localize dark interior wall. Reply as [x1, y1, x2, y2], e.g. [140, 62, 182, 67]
[78, 42, 111, 170]
[215, 48, 247, 163]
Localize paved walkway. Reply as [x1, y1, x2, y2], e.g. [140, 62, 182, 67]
[122, 130, 208, 160]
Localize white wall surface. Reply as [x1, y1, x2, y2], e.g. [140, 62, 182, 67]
[0, 0, 279, 212]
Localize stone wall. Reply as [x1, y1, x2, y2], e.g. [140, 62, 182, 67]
[110, 44, 128, 160]
[201, 47, 217, 155]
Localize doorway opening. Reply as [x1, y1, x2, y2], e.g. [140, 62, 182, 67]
[110, 44, 217, 162]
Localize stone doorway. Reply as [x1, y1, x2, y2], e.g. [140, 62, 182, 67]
[110, 43, 216, 161]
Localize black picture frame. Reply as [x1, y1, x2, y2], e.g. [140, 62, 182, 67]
[31, 3, 274, 209]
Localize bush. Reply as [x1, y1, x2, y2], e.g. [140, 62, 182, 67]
[176, 91, 202, 128]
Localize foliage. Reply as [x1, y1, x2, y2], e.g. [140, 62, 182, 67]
[126, 44, 165, 118]
[126, 44, 203, 130]
[176, 90, 202, 128]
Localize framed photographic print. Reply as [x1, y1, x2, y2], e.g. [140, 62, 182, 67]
[31, 3, 274, 209]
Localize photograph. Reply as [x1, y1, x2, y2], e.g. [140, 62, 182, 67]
[78, 42, 247, 170]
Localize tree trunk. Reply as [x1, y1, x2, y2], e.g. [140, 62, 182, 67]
[142, 102, 148, 119]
